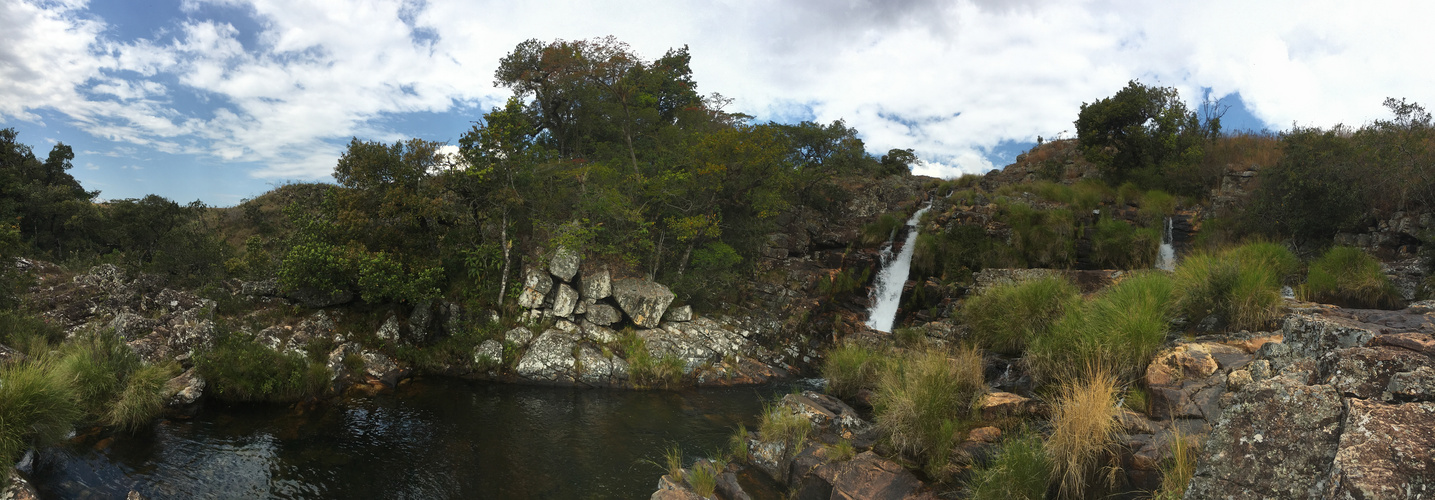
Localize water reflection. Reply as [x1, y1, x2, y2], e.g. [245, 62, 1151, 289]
[33, 379, 786, 499]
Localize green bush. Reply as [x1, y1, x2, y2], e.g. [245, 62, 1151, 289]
[1027, 271, 1173, 384]
[1139, 189, 1177, 225]
[0, 359, 83, 466]
[961, 276, 1079, 355]
[966, 430, 1051, 500]
[821, 343, 886, 399]
[1173, 242, 1295, 331]
[873, 347, 985, 474]
[1088, 218, 1159, 270]
[1305, 246, 1402, 309]
[195, 333, 330, 402]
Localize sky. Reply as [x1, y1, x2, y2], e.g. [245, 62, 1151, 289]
[2, 0, 1433, 206]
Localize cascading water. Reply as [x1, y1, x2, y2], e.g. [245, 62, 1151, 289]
[865, 203, 932, 332]
[1155, 216, 1176, 271]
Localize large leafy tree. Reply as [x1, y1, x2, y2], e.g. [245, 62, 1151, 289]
[0, 128, 99, 256]
[1075, 81, 1218, 195]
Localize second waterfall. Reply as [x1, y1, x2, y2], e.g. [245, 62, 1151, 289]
[865, 203, 932, 332]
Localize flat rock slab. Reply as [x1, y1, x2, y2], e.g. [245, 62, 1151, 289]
[1325, 399, 1435, 499]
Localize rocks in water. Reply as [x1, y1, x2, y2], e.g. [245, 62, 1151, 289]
[581, 268, 611, 301]
[612, 278, 674, 328]
[551, 284, 579, 318]
[662, 305, 693, 323]
[2, 468, 40, 500]
[518, 267, 553, 309]
[549, 246, 581, 282]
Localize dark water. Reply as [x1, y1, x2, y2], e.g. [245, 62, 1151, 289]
[32, 378, 790, 499]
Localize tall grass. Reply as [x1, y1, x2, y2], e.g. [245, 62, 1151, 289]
[1139, 190, 1177, 225]
[1173, 242, 1296, 331]
[862, 212, 904, 246]
[0, 359, 83, 466]
[687, 459, 719, 498]
[56, 330, 141, 418]
[962, 275, 1079, 355]
[1046, 367, 1122, 500]
[1304, 246, 1402, 309]
[821, 343, 886, 399]
[1005, 203, 1077, 268]
[758, 399, 812, 481]
[966, 430, 1051, 500]
[107, 362, 180, 431]
[1152, 427, 1199, 500]
[195, 333, 329, 402]
[619, 329, 684, 389]
[0, 310, 65, 356]
[1088, 217, 1160, 270]
[1027, 272, 1174, 385]
[873, 347, 985, 475]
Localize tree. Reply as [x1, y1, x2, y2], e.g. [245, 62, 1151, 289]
[1074, 81, 1216, 195]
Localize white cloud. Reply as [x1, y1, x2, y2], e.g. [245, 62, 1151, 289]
[3, 0, 1435, 183]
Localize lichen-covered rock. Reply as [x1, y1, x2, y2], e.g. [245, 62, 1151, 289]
[793, 451, 935, 500]
[361, 349, 406, 386]
[161, 368, 205, 407]
[376, 314, 401, 342]
[1185, 374, 1344, 499]
[505, 326, 533, 345]
[638, 317, 753, 372]
[407, 300, 433, 344]
[663, 305, 693, 323]
[586, 303, 622, 326]
[612, 278, 675, 328]
[2, 468, 40, 500]
[581, 268, 611, 301]
[1322, 345, 1434, 399]
[549, 246, 581, 282]
[575, 344, 628, 386]
[579, 320, 618, 344]
[781, 391, 870, 440]
[515, 329, 578, 383]
[1281, 312, 1379, 359]
[1145, 342, 1251, 421]
[1388, 366, 1435, 401]
[109, 312, 155, 340]
[551, 284, 579, 318]
[1324, 399, 1435, 498]
[518, 267, 553, 309]
[473, 339, 503, 369]
[650, 474, 702, 500]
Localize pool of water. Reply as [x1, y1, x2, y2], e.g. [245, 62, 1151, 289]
[31, 378, 790, 499]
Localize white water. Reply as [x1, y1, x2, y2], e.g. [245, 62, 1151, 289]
[1155, 216, 1176, 271]
[865, 204, 932, 332]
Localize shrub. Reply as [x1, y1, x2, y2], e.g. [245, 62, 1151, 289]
[822, 343, 885, 399]
[1004, 203, 1076, 268]
[966, 430, 1051, 500]
[873, 347, 985, 473]
[0, 359, 83, 466]
[107, 362, 179, 432]
[1027, 271, 1173, 385]
[1088, 217, 1159, 269]
[195, 333, 330, 402]
[1071, 179, 1114, 212]
[1305, 246, 1402, 309]
[1046, 367, 1122, 500]
[961, 276, 1079, 355]
[1173, 242, 1296, 331]
[1139, 189, 1177, 225]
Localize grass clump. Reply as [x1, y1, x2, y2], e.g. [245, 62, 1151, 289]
[106, 362, 180, 431]
[961, 275, 1079, 355]
[620, 328, 684, 389]
[873, 346, 985, 475]
[1173, 242, 1297, 331]
[1088, 217, 1160, 270]
[1004, 203, 1077, 268]
[1138, 189, 1177, 225]
[0, 310, 65, 356]
[1027, 271, 1173, 385]
[827, 440, 856, 461]
[727, 424, 750, 461]
[758, 400, 813, 481]
[686, 459, 719, 498]
[1304, 246, 1402, 309]
[1152, 428, 1199, 500]
[0, 359, 83, 466]
[966, 430, 1051, 500]
[56, 330, 141, 418]
[821, 343, 886, 400]
[1046, 367, 1122, 500]
[195, 332, 330, 403]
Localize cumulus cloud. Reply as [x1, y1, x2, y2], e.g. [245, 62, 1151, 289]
[3, 0, 1434, 182]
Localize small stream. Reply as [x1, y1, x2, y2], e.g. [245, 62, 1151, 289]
[31, 378, 791, 499]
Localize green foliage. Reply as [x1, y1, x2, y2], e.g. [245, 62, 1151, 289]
[56, 330, 141, 419]
[728, 424, 751, 462]
[816, 267, 870, 299]
[821, 343, 886, 399]
[965, 430, 1051, 500]
[1173, 242, 1296, 331]
[827, 440, 856, 462]
[758, 400, 812, 471]
[107, 362, 179, 432]
[1088, 217, 1160, 270]
[1075, 80, 1217, 196]
[1304, 246, 1402, 309]
[1139, 189, 1177, 225]
[1027, 271, 1174, 385]
[1003, 202, 1076, 268]
[1246, 126, 1367, 242]
[872, 347, 985, 474]
[0, 310, 65, 356]
[195, 331, 329, 403]
[686, 459, 719, 498]
[0, 358, 83, 467]
[862, 212, 904, 246]
[961, 276, 1080, 355]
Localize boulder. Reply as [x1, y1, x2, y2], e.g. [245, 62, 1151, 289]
[1324, 399, 1435, 498]
[549, 246, 581, 282]
[1185, 374, 1344, 499]
[376, 314, 401, 343]
[586, 303, 622, 326]
[1387, 366, 1435, 401]
[793, 452, 934, 500]
[581, 268, 612, 301]
[361, 350, 406, 387]
[407, 300, 433, 344]
[160, 368, 206, 407]
[663, 305, 693, 323]
[109, 312, 156, 340]
[612, 278, 675, 328]
[518, 267, 553, 309]
[473, 340, 503, 369]
[515, 329, 579, 383]
[575, 344, 628, 386]
[1322, 345, 1434, 399]
[579, 320, 619, 344]
[505, 326, 534, 345]
[551, 284, 579, 318]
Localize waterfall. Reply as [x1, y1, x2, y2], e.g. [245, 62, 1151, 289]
[865, 204, 932, 332]
[1155, 216, 1176, 271]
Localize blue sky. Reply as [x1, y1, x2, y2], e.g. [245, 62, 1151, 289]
[2, 0, 1430, 206]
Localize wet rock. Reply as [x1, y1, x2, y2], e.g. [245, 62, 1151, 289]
[161, 368, 205, 407]
[2, 468, 39, 500]
[1325, 399, 1435, 498]
[663, 305, 693, 323]
[586, 303, 622, 327]
[551, 284, 579, 318]
[581, 268, 611, 301]
[1186, 374, 1344, 499]
[473, 340, 503, 369]
[518, 267, 553, 309]
[612, 278, 675, 328]
[515, 329, 579, 383]
[549, 246, 581, 282]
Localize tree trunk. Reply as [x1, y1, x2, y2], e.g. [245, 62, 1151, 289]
[497, 210, 512, 306]
[675, 241, 695, 279]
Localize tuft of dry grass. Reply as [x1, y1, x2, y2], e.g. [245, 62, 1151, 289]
[873, 346, 985, 474]
[1046, 367, 1123, 500]
[1153, 427, 1199, 500]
